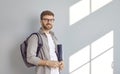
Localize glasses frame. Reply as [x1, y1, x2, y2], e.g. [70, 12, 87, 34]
[42, 18, 55, 22]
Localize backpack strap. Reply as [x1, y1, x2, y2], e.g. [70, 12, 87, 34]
[36, 32, 43, 56]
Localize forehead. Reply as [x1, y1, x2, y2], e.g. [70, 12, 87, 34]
[43, 15, 54, 19]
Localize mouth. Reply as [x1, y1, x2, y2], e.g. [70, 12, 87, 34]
[46, 23, 51, 26]
[46, 24, 52, 28]
[46, 24, 52, 27]
[47, 24, 51, 26]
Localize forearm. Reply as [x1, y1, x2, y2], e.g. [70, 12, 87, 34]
[38, 60, 60, 68]
[38, 59, 48, 66]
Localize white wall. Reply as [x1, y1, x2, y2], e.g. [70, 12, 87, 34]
[0, 0, 120, 74]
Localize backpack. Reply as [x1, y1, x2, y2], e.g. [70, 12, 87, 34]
[20, 32, 43, 68]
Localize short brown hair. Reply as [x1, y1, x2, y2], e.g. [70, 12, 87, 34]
[40, 10, 54, 20]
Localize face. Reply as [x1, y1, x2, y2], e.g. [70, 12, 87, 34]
[41, 15, 54, 30]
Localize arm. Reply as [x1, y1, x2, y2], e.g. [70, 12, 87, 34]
[27, 34, 41, 66]
[27, 34, 60, 67]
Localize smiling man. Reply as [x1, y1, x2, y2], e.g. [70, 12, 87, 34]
[27, 10, 64, 74]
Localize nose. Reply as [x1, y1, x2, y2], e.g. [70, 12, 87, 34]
[47, 19, 51, 23]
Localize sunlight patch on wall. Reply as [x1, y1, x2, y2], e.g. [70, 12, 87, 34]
[92, 48, 113, 74]
[69, 0, 112, 26]
[70, 63, 89, 74]
[91, 0, 112, 12]
[69, 0, 90, 25]
[91, 31, 113, 58]
[69, 30, 114, 74]
[69, 45, 90, 73]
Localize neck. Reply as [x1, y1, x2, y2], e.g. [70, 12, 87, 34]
[41, 27, 50, 34]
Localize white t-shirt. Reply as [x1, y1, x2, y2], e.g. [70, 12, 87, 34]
[46, 33, 59, 74]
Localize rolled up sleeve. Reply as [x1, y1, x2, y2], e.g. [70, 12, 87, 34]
[27, 34, 41, 66]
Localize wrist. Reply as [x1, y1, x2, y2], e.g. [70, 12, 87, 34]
[45, 60, 49, 66]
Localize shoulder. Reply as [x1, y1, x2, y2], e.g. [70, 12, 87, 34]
[27, 33, 38, 42]
[49, 31, 54, 35]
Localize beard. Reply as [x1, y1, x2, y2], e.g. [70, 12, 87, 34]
[42, 23, 53, 30]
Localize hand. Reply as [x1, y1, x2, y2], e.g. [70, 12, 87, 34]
[59, 61, 64, 70]
[47, 60, 60, 68]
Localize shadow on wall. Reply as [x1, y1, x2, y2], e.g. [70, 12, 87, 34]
[10, 44, 34, 74]
[9, 17, 40, 74]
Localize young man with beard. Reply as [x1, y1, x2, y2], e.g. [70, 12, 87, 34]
[26, 10, 64, 74]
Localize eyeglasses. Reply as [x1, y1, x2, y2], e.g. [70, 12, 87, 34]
[42, 18, 55, 22]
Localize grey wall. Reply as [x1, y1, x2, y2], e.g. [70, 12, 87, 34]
[0, 0, 120, 74]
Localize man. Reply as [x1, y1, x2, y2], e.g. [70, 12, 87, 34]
[26, 10, 64, 74]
